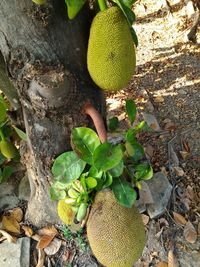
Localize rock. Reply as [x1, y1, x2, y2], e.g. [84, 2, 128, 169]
[18, 173, 30, 201]
[135, 181, 154, 213]
[0, 195, 20, 211]
[143, 113, 161, 131]
[154, 96, 165, 103]
[179, 89, 187, 95]
[0, 237, 30, 267]
[146, 172, 172, 218]
[0, 182, 16, 198]
[145, 101, 155, 113]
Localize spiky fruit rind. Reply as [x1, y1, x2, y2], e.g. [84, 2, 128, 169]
[57, 199, 76, 225]
[87, 190, 145, 267]
[87, 7, 136, 91]
[0, 140, 18, 159]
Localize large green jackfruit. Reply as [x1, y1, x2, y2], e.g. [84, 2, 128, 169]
[87, 190, 145, 267]
[87, 7, 136, 91]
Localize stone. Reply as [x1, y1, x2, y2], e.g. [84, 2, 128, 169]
[18, 173, 30, 201]
[135, 181, 154, 213]
[143, 113, 161, 131]
[146, 172, 172, 218]
[0, 195, 20, 211]
[0, 182, 16, 198]
[0, 237, 30, 267]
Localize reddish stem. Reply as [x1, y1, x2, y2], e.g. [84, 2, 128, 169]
[83, 102, 107, 143]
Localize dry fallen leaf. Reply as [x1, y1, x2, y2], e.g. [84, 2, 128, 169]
[155, 227, 164, 239]
[156, 262, 168, 267]
[186, 185, 195, 201]
[36, 249, 45, 267]
[0, 229, 17, 243]
[168, 250, 179, 267]
[22, 225, 34, 237]
[184, 221, 197, 244]
[179, 151, 189, 160]
[2, 215, 21, 234]
[173, 212, 187, 226]
[164, 122, 176, 131]
[68, 249, 76, 264]
[11, 207, 23, 222]
[44, 237, 62, 256]
[173, 166, 185, 177]
[141, 214, 150, 226]
[37, 235, 55, 250]
[182, 140, 190, 153]
[37, 225, 58, 236]
[144, 144, 154, 159]
[31, 234, 41, 242]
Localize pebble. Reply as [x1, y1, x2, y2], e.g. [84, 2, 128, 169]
[0, 237, 30, 267]
[146, 172, 172, 218]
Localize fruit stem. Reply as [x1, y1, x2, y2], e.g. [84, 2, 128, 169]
[98, 0, 108, 11]
[83, 102, 107, 143]
[0, 128, 5, 141]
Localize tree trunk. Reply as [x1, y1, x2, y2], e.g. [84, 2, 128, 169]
[0, 0, 105, 226]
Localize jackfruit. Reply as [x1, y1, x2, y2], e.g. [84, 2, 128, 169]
[87, 190, 145, 267]
[0, 140, 18, 159]
[87, 6, 136, 91]
[57, 199, 76, 225]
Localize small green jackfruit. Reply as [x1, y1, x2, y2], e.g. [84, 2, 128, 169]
[87, 6, 136, 91]
[76, 203, 87, 222]
[57, 199, 76, 225]
[0, 140, 18, 159]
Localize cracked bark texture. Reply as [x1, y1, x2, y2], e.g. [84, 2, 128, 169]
[0, 0, 105, 226]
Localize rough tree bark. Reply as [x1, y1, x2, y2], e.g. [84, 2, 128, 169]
[0, 0, 105, 226]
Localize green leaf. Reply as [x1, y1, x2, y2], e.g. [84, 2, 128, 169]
[88, 166, 103, 179]
[72, 127, 100, 165]
[65, 0, 86, 20]
[52, 151, 86, 183]
[102, 172, 113, 188]
[113, 0, 138, 46]
[112, 176, 137, 208]
[0, 166, 13, 183]
[50, 181, 68, 200]
[108, 117, 119, 132]
[125, 99, 137, 124]
[94, 143, 123, 172]
[85, 177, 97, 189]
[12, 126, 27, 141]
[0, 102, 7, 124]
[121, 0, 137, 7]
[0, 153, 5, 165]
[135, 163, 153, 180]
[130, 27, 138, 47]
[125, 141, 144, 161]
[125, 128, 136, 142]
[109, 160, 124, 177]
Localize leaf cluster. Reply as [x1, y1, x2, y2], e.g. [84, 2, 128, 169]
[50, 100, 153, 224]
[0, 93, 27, 184]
